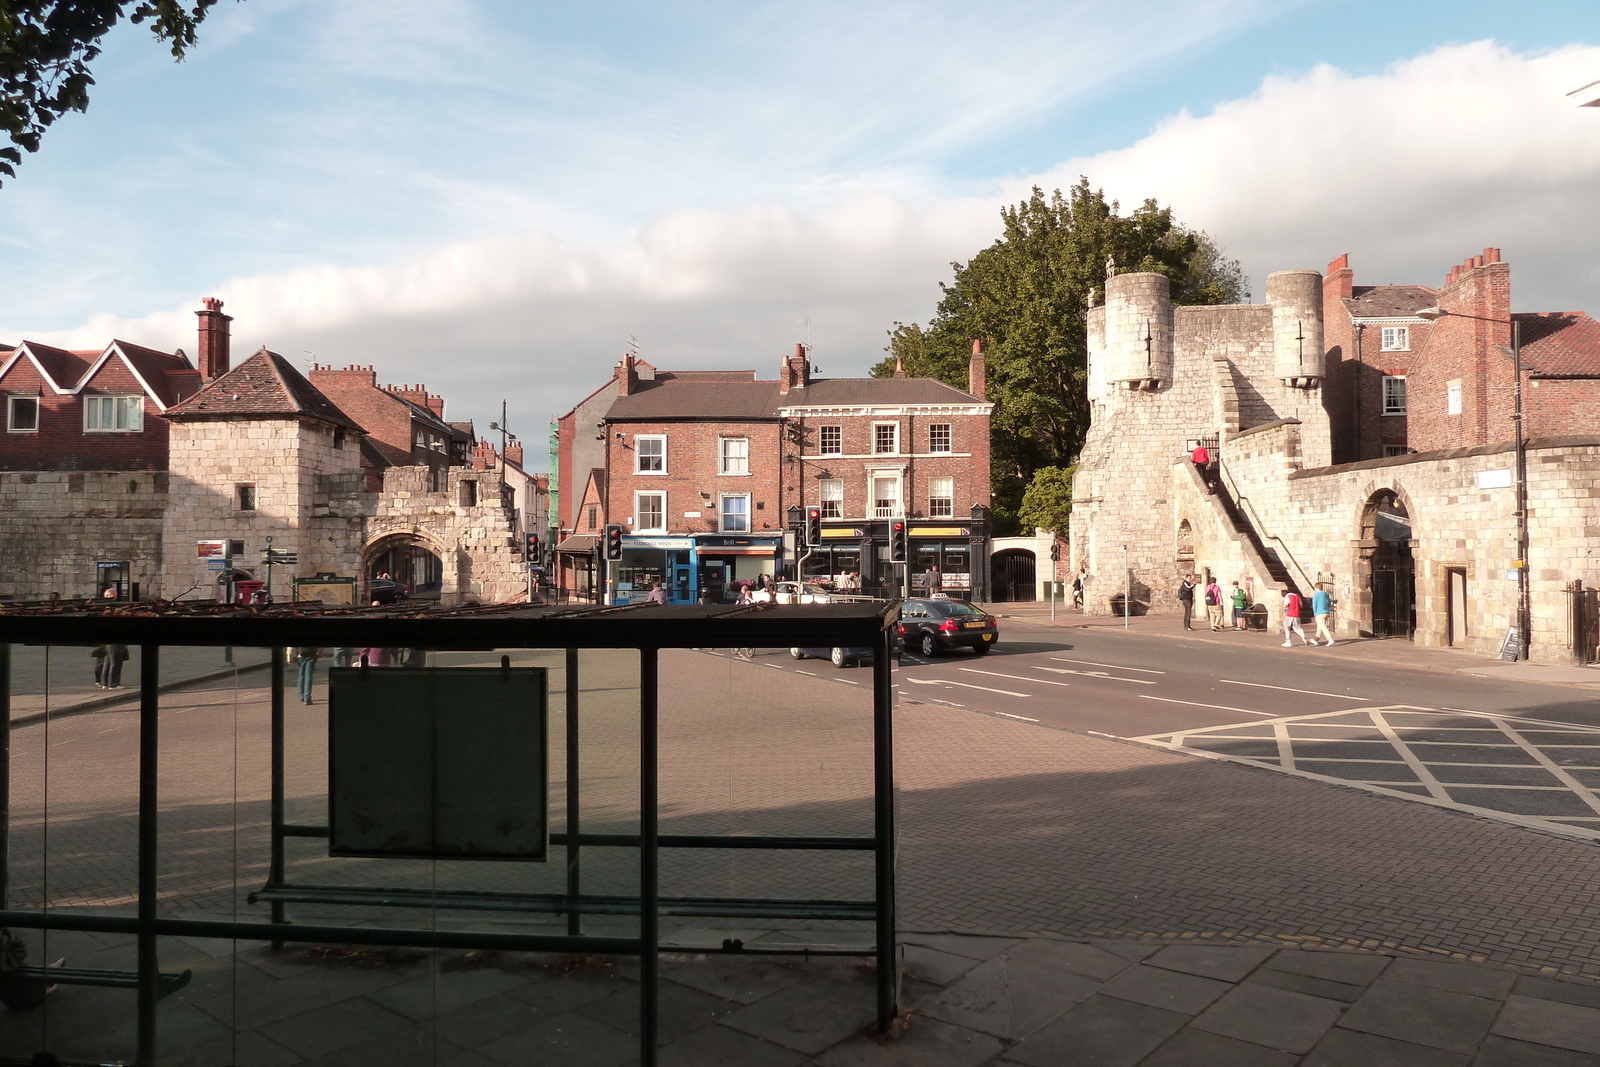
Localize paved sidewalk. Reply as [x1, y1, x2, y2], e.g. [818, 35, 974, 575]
[6, 927, 1597, 1065]
[6, 643, 271, 723]
[983, 602, 1600, 689]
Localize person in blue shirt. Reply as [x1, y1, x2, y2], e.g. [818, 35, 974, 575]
[1311, 583, 1335, 646]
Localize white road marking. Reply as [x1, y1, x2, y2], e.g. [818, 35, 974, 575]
[1049, 657, 1165, 674]
[1222, 679, 1368, 700]
[994, 711, 1041, 723]
[796, 671, 816, 676]
[1139, 695, 1273, 716]
[1033, 666, 1155, 685]
[905, 677, 1031, 698]
[958, 668, 1071, 687]
[1487, 715, 1600, 816]
[1273, 720, 1295, 772]
[1367, 709, 1452, 801]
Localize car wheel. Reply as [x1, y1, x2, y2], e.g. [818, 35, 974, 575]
[919, 633, 939, 657]
[790, 648, 805, 659]
[831, 647, 848, 668]
[973, 642, 992, 655]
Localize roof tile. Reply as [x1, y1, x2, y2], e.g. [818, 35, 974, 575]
[165, 349, 365, 430]
[1516, 312, 1600, 377]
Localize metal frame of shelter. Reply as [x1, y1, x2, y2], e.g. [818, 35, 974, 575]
[0, 599, 901, 1067]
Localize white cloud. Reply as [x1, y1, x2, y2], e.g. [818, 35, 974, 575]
[9, 40, 1600, 452]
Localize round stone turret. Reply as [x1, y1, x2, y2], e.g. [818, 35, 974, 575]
[1267, 270, 1324, 387]
[1104, 273, 1172, 391]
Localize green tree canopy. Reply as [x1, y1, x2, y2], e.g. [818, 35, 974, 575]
[873, 179, 1247, 534]
[1016, 465, 1076, 536]
[0, 1, 222, 183]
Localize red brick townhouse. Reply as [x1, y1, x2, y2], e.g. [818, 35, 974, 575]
[556, 343, 993, 603]
[309, 365, 474, 492]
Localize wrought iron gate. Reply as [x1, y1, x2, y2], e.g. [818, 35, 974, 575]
[1371, 544, 1415, 638]
[990, 550, 1037, 603]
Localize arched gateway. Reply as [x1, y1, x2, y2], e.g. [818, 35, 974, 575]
[365, 533, 445, 601]
[1358, 490, 1415, 638]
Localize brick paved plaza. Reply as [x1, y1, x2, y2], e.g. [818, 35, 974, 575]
[3, 645, 1599, 1064]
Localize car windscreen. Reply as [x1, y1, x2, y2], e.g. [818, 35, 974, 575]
[937, 601, 985, 616]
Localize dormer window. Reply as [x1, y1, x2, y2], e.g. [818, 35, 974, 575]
[7, 396, 39, 432]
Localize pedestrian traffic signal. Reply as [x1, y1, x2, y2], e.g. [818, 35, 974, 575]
[524, 532, 541, 564]
[890, 520, 907, 562]
[806, 508, 821, 546]
[1050, 543, 1061, 562]
[603, 523, 624, 560]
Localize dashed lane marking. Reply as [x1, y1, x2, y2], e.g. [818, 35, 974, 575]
[1138, 694, 1273, 716]
[1222, 679, 1369, 700]
[1048, 657, 1165, 674]
[1035, 666, 1156, 685]
[958, 668, 1072, 687]
[905, 677, 1031, 698]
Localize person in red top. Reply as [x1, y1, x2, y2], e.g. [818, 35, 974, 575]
[1190, 443, 1215, 494]
[1281, 588, 1311, 646]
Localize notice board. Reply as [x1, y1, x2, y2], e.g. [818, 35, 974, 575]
[328, 665, 548, 860]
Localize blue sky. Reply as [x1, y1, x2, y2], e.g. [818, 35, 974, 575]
[1, 1, 1596, 454]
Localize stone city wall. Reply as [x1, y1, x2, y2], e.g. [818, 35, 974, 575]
[371, 464, 525, 604]
[0, 471, 168, 599]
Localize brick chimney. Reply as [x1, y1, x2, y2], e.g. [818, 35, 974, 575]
[783, 343, 811, 392]
[893, 354, 906, 379]
[387, 383, 444, 418]
[196, 297, 232, 381]
[505, 441, 524, 467]
[1324, 253, 1353, 301]
[968, 339, 986, 400]
[472, 439, 496, 470]
[616, 350, 637, 397]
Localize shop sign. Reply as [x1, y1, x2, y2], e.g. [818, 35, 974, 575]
[624, 537, 694, 550]
[197, 539, 227, 559]
[909, 527, 971, 537]
[821, 528, 866, 539]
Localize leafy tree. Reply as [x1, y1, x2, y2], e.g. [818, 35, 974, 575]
[874, 178, 1247, 534]
[0, 1, 222, 183]
[1017, 465, 1076, 536]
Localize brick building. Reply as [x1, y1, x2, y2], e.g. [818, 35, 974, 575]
[555, 344, 992, 603]
[1322, 253, 1437, 463]
[308, 365, 472, 492]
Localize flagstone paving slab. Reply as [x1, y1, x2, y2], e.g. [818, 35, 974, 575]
[1336, 980, 1501, 1055]
[1490, 994, 1600, 1055]
[1189, 982, 1344, 1054]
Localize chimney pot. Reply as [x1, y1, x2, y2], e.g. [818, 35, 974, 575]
[968, 339, 986, 400]
[1484, 247, 1501, 263]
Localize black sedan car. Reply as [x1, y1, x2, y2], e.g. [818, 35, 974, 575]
[897, 598, 999, 656]
[790, 646, 876, 668]
[368, 578, 408, 604]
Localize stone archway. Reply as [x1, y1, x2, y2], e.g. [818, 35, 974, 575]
[364, 532, 446, 601]
[1357, 489, 1415, 638]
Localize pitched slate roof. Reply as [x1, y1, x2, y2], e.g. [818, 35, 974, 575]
[9, 342, 96, 390]
[605, 374, 985, 420]
[1343, 285, 1437, 320]
[165, 349, 365, 431]
[1516, 312, 1600, 377]
[103, 340, 201, 407]
[607, 380, 785, 420]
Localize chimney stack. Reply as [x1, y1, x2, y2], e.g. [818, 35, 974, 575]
[893, 354, 906, 379]
[617, 351, 637, 397]
[786, 343, 811, 390]
[505, 440, 524, 467]
[968, 339, 986, 400]
[1324, 253, 1353, 301]
[196, 297, 232, 381]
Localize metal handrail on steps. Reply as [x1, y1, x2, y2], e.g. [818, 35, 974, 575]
[1216, 459, 1316, 594]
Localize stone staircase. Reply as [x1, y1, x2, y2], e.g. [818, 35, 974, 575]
[1200, 472, 1313, 619]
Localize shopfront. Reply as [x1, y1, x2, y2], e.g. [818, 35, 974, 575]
[613, 536, 694, 604]
[911, 531, 974, 596]
[695, 534, 782, 603]
[794, 509, 991, 600]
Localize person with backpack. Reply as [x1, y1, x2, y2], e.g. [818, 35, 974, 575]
[1281, 587, 1312, 646]
[1230, 581, 1249, 630]
[1177, 575, 1197, 630]
[1204, 578, 1224, 631]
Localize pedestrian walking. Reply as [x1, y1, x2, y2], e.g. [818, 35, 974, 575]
[646, 581, 668, 604]
[293, 647, 321, 704]
[1204, 578, 1224, 630]
[333, 647, 357, 668]
[1178, 575, 1197, 630]
[359, 646, 394, 668]
[94, 644, 129, 688]
[91, 645, 108, 688]
[1072, 565, 1087, 610]
[1281, 588, 1311, 646]
[1190, 442, 1214, 493]
[923, 566, 941, 594]
[1230, 581, 1249, 630]
[1312, 582, 1336, 645]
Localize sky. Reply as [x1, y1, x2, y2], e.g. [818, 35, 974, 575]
[1, 1, 1597, 467]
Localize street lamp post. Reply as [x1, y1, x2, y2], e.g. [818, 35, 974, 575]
[1416, 306, 1529, 659]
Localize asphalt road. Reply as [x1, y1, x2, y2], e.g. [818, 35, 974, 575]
[760, 619, 1600, 842]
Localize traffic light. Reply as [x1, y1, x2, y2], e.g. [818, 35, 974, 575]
[1050, 543, 1061, 562]
[524, 532, 541, 564]
[890, 520, 907, 562]
[603, 523, 624, 561]
[806, 508, 821, 546]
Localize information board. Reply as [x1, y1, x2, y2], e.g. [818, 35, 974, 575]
[329, 665, 548, 860]
[1499, 628, 1521, 661]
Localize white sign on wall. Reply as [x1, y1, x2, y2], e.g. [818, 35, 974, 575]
[1477, 469, 1513, 489]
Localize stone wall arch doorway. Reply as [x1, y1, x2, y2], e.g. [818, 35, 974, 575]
[1359, 491, 1415, 638]
[990, 549, 1037, 603]
[365, 533, 445, 602]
